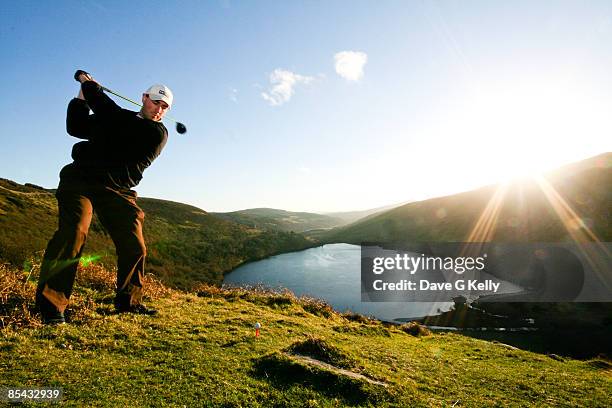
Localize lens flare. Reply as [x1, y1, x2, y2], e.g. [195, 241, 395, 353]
[79, 254, 102, 267]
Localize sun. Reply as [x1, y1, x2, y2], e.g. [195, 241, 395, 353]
[432, 77, 609, 187]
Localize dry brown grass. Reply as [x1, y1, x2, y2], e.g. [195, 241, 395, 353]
[0, 263, 39, 329]
[195, 283, 296, 303]
[342, 312, 376, 324]
[300, 297, 335, 318]
[399, 321, 431, 337]
[76, 261, 172, 299]
[286, 335, 356, 369]
[0, 256, 174, 329]
[195, 282, 337, 318]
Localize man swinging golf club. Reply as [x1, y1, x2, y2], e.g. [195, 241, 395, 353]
[35, 70, 174, 324]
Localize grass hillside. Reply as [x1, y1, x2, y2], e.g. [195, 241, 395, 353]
[213, 208, 345, 233]
[2, 262, 611, 407]
[0, 179, 314, 289]
[323, 153, 610, 244]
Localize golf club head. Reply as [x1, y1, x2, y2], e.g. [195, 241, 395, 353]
[175, 122, 187, 134]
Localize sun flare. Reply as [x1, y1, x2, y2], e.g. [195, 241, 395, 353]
[424, 77, 610, 189]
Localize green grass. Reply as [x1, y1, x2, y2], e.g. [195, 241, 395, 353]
[1, 265, 610, 407]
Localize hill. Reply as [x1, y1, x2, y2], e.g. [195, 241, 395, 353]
[322, 153, 611, 244]
[2, 262, 610, 406]
[0, 179, 314, 289]
[213, 207, 345, 233]
[323, 201, 408, 225]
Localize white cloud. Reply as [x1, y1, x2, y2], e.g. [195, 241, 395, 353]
[334, 51, 368, 81]
[261, 69, 314, 106]
[229, 88, 238, 103]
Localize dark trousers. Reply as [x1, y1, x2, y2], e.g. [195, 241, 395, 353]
[35, 183, 147, 315]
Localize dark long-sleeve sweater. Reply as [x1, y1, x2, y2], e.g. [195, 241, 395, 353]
[61, 81, 168, 189]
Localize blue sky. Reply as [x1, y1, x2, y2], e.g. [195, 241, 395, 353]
[2, 1, 611, 212]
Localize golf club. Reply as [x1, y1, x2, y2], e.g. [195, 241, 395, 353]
[74, 70, 187, 134]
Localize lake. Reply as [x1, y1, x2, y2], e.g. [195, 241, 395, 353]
[223, 243, 454, 322]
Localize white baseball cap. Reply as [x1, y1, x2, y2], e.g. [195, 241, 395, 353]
[145, 84, 173, 107]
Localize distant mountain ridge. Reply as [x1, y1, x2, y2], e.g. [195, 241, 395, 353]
[213, 202, 410, 236]
[323, 202, 408, 225]
[213, 208, 345, 233]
